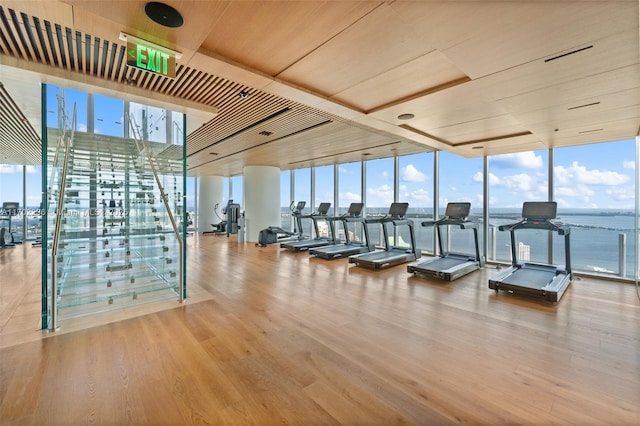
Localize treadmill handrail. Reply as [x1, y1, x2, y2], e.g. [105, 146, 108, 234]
[421, 217, 479, 228]
[499, 218, 571, 235]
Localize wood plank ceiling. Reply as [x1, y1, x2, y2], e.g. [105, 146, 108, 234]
[0, 0, 638, 177]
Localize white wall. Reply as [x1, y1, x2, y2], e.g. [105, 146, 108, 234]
[197, 176, 224, 233]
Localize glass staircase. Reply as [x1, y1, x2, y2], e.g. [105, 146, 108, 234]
[43, 92, 186, 328]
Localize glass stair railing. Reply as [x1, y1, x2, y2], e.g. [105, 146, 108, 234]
[44, 99, 185, 329]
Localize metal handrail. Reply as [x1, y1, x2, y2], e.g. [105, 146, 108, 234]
[127, 114, 184, 302]
[49, 103, 76, 330]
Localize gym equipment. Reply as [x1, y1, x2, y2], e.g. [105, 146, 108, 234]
[407, 202, 483, 281]
[280, 202, 334, 251]
[223, 200, 241, 236]
[488, 201, 572, 302]
[256, 201, 306, 247]
[204, 200, 240, 236]
[0, 202, 22, 247]
[309, 203, 372, 260]
[348, 202, 420, 270]
[203, 202, 227, 235]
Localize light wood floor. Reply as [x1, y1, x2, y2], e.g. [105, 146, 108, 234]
[1, 235, 639, 425]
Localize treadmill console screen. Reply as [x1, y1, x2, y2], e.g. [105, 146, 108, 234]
[317, 202, 331, 215]
[445, 202, 470, 219]
[522, 201, 557, 220]
[295, 201, 306, 212]
[388, 202, 409, 218]
[347, 202, 364, 216]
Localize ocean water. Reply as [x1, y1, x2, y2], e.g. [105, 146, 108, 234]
[280, 207, 637, 278]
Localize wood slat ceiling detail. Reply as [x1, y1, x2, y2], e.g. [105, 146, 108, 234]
[0, 2, 428, 175]
[0, 81, 40, 165]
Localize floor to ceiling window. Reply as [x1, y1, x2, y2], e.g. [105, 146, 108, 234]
[280, 170, 291, 230]
[294, 168, 312, 237]
[230, 175, 243, 208]
[314, 165, 334, 238]
[365, 157, 394, 246]
[554, 139, 635, 277]
[337, 161, 363, 243]
[439, 151, 484, 257]
[487, 150, 549, 264]
[399, 153, 434, 253]
[0, 164, 26, 244]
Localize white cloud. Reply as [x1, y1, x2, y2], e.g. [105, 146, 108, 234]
[491, 151, 543, 169]
[401, 164, 426, 182]
[77, 123, 88, 132]
[554, 161, 629, 186]
[340, 191, 360, 202]
[473, 171, 501, 185]
[606, 186, 634, 202]
[407, 188, 431, 203]
[339, 166, 352, 175]
[623, 160, 635, 170]
[555, 185, 594, 199]
[367, 184, 394, 205]
[502, 173, 533, 191]
[0, 164, 19, 173]
[382, 171, 390, 179]
[26, 165, 38, 174]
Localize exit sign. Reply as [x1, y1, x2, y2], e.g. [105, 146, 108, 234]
[126, 40, 177, 78]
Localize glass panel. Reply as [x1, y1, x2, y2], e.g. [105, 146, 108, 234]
[338, 161, 361, 209]
[438, 152, 484, 256]
[487, 150, 548, 263]
[231, 175, 243, 208]
[185, 176, 196, 233]
[314, 165, 334, 214]
[43, 84, 185, 326]
[314, 165, 334, 238]
[554, 139, 635, 277]
[0, 164, 24, 245]
[94, 95, 124, 137]
[399, 152, 434, 253]
[280, 170, 291, 230]
[25, 165, 43, 241]
[365, 157, 394, 246]
[338, 161, 363, 244]
[294, 168, 312, 236]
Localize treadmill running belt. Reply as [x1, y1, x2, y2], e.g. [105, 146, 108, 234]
[501, 268, 556, 289]
[428, 257, 467, 270]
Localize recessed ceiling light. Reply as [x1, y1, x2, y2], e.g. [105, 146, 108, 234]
[397, 113, 415, 120]
[472, 146, 484, 150]
[239, 90, 250, 98]
[362, 153, 371, 156]
[145, 2, 184, 28]
[210, 152, 218, 155]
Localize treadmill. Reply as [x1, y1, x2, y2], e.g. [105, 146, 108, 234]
[488, 201, 572, 302]
[407, 202, 484, 281]
[348, 202, 420, 270]
[280, 202, 335, 251]
[309, 202, 373, 260]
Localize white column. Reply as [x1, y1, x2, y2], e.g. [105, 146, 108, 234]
[243, 166, 280, 243]
[197, 176, 224, 233]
